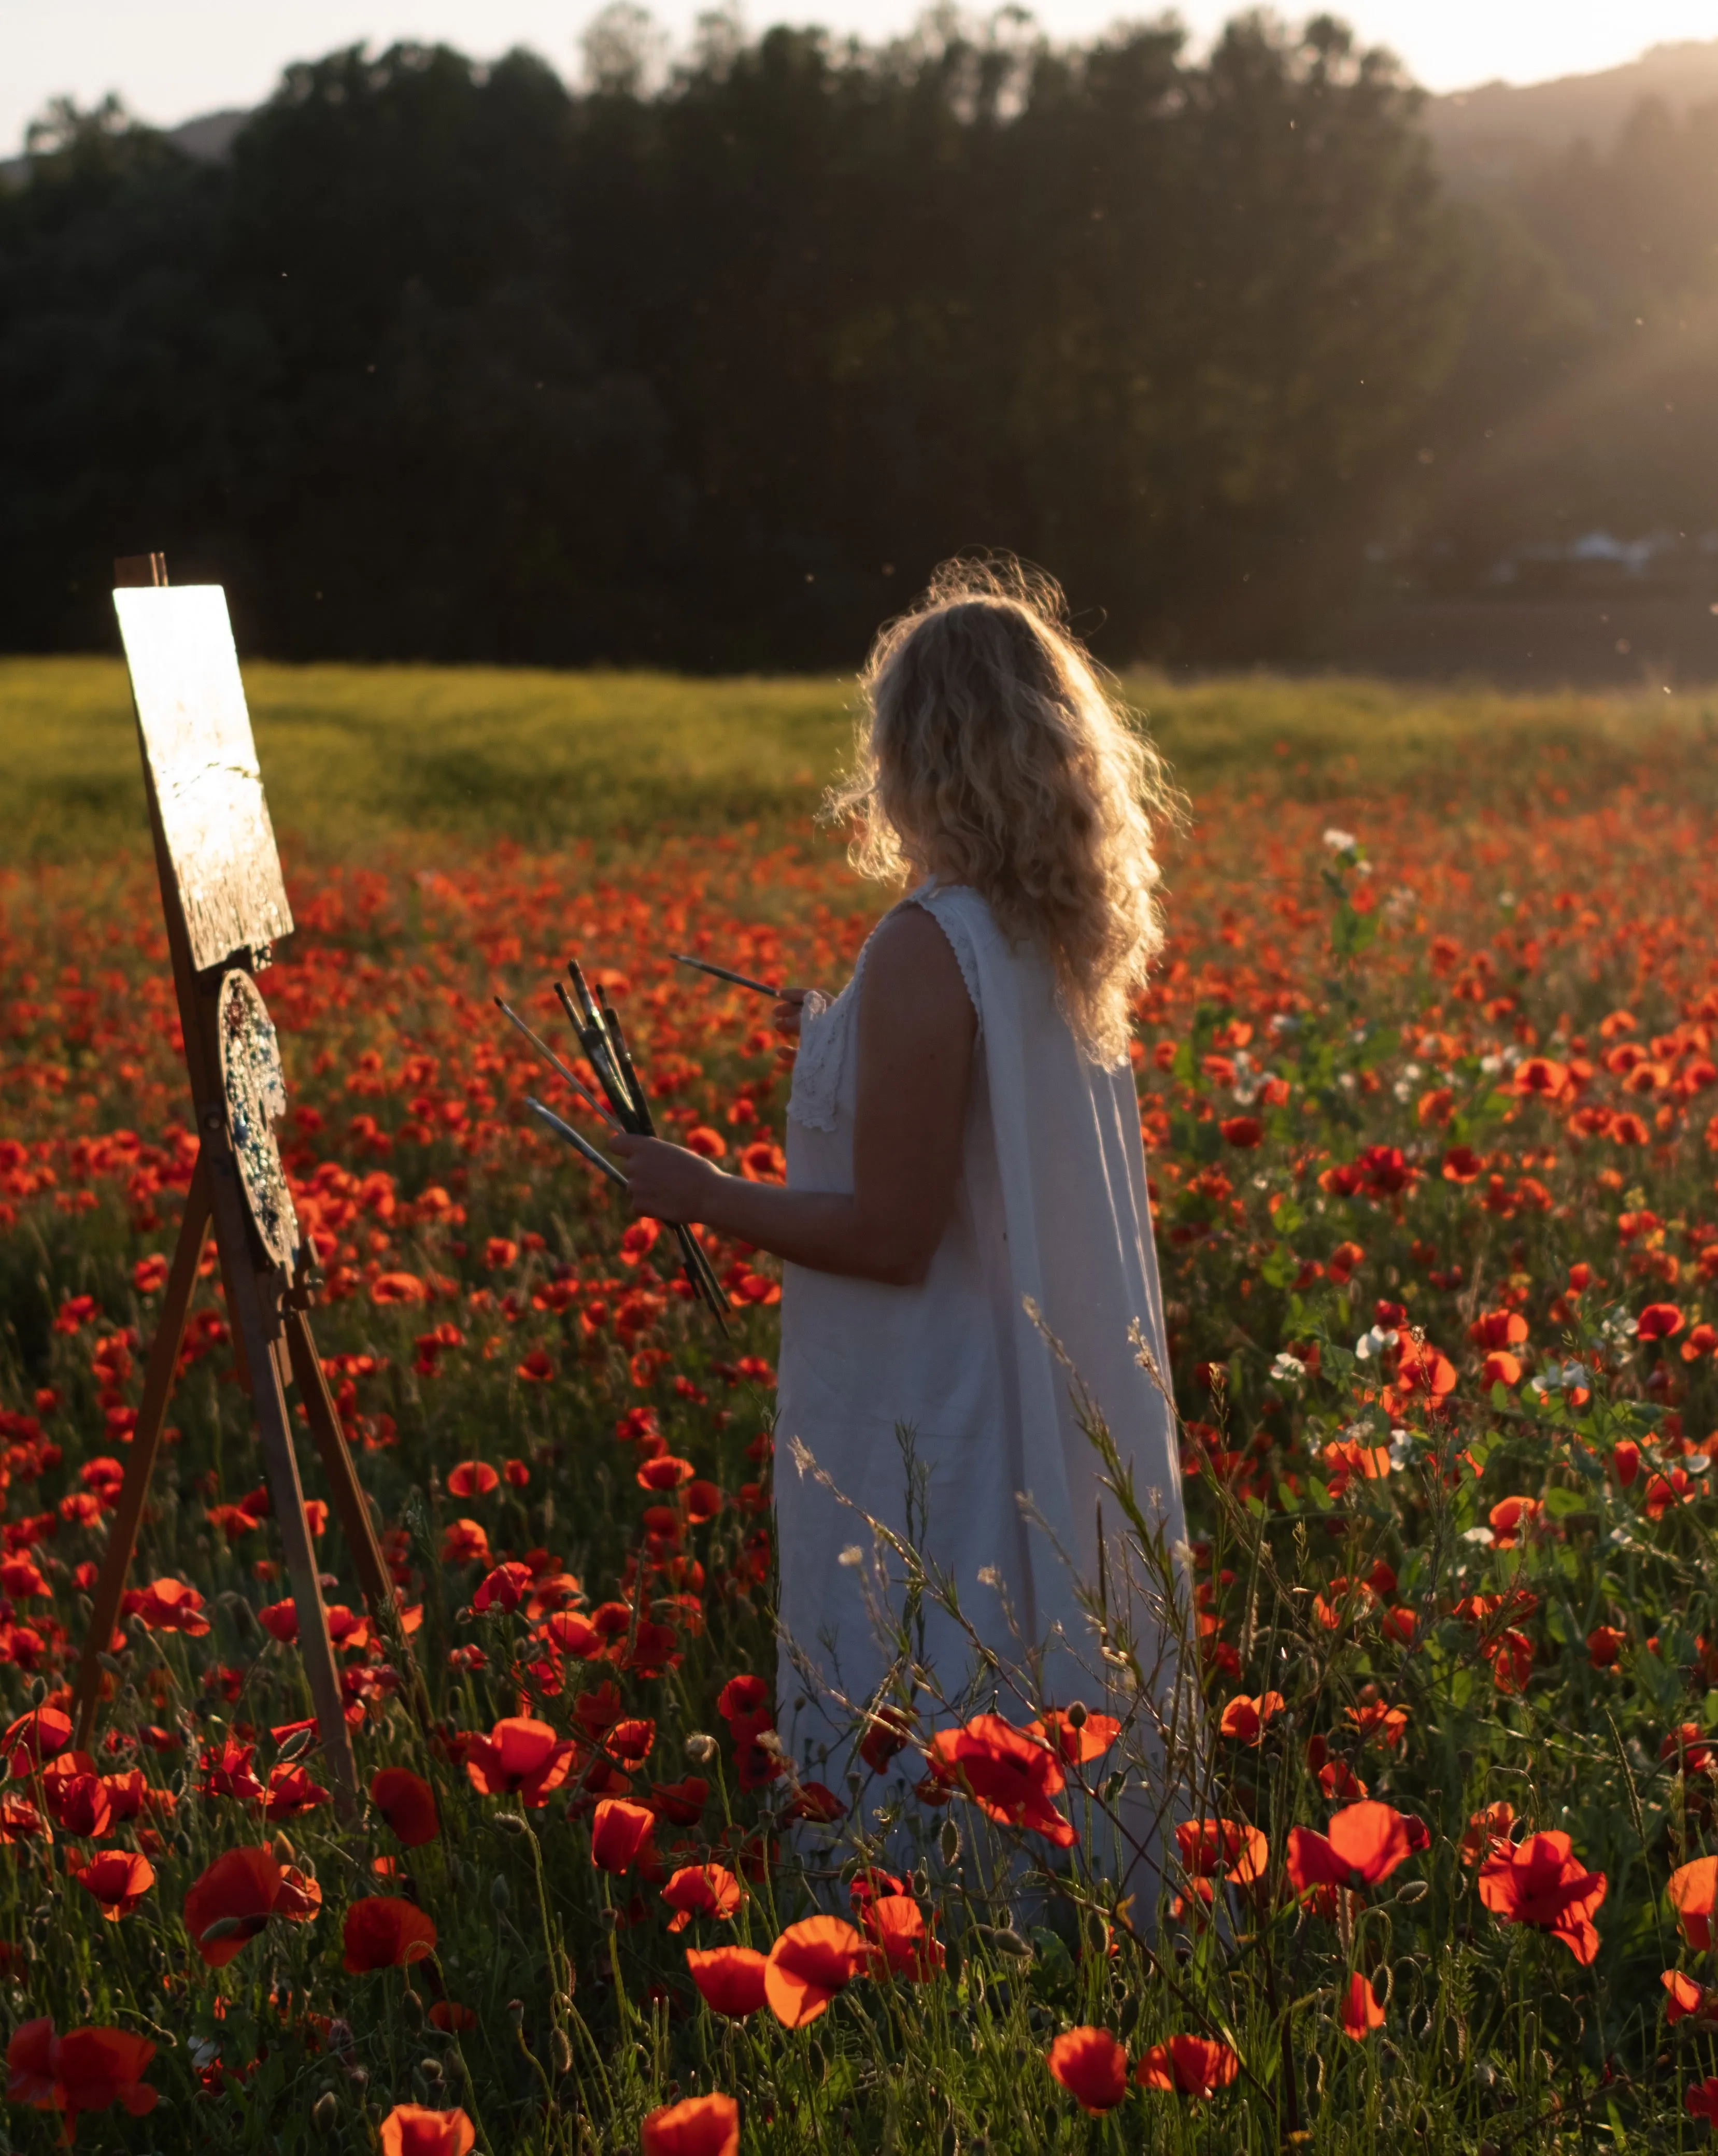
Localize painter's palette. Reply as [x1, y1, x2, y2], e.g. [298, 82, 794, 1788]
[217, 972, 299, 1269]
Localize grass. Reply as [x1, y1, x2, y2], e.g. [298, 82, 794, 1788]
[3, 654, 1715, 867]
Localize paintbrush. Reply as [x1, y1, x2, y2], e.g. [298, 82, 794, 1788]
[494, 998, 625, 1133]
[526, 1099, 628, 1187]
[598, 987, 732, 1315]
[670, 952, 785, 998]
[558, 960, 731, 1328]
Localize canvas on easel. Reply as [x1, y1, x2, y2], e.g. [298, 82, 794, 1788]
[69, 555, 424, 1800]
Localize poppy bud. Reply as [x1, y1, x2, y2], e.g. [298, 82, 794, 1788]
[685, 1733, 718, 1767]
[311, 2091, 338, 2132]
[329, 2018, 354, 2055]
[939, 1819, 961, 1866]
[418, 2055, 444, 2086]
[507, 1998, 526, 2028]
[401, 1988, 425, 2028]
[1066, 1702, 1087, 1729]
[551, 2027, 573, 2076]
[28, 1678, 44, 1705]
[346, 2066, 368, 2093]
[490, 1875, 510, 1911]
[272, 1834, 295, 1865]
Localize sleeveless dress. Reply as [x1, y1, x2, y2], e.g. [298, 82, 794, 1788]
[773, 881, 1186, 1804]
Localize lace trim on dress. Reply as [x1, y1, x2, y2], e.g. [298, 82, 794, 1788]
[785, 985, 845, 1132]
[907, 885, 985, 1037]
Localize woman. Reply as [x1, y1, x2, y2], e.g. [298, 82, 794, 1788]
[615, 560, 1186, 1852]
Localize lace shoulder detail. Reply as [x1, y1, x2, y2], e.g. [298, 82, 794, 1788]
[785, 982, 849, 1133]
[906, 884, 985, 1036]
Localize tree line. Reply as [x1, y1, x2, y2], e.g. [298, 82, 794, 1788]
[1, 10, 1712, 669]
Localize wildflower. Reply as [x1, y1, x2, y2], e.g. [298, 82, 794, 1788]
[641, 2092, 740, 2156]
[1136, 2035, 1240, 2099]
[1687, 2080, 1718, 2126]
[1269, 1352, 1307, 1385]
[1669, 1855, 1718, 1948]
[686, 1945, 769, 2018]
[131, 1577, 211, 1635]
[6, 2018, 156, 2136]
[1323, 828, 1357, 854]
[371, 1767, 441, 1846]
[864, 1895, 945, 1979]
[265, 1762, 332, 1821]
[1030, 1705, 1121, 1765]
[73, 1849, 153, 1920]
[590, 1797, 656, 1873]
[929, 1714, 1075, 1847]
[464, 1717, 574, 1806]
[1588, 1626, 1625, 1667]
[1219, 1692, 1284, 1745]
[3, 1706, 71, 1775]
[183, 1846, 322, 1967]
[446, 1460, 499, 1497]
[1478, 1833, 1606, 1963]
[1045, 2027, 1129, 2114]
[661, 1864, 744, 1931]
[342, 1895, 437, 1971]
[378, 2106, 478, 2156]
[763, 1916, 870, 2026]
[1338, 1973, 1386, 2038]
[1664, 1970, 1718, 2023]
[1287, 1802, 1413, 1894]
[1638, 1302, 1686, 1341]
[1459, 1802, 1515, 1867]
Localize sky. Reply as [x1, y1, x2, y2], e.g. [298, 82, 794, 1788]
[7, 0, 1718, 155]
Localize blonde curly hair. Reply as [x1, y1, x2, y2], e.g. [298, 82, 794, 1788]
[829, 558, 1177, 1066]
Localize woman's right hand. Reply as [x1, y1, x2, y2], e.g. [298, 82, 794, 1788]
[772, 987, 812, 1040]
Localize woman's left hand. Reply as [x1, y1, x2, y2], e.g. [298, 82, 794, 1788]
[609, 1133, 724, 1224]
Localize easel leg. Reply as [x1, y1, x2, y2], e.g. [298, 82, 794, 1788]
[72, 1155, 213, 1752]
[285, 1308, 433, 1734]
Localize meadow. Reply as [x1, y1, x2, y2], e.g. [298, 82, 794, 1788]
[4, 660, 1718, 2153]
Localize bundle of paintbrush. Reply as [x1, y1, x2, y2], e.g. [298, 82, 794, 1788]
[495, 963, 731, 1329]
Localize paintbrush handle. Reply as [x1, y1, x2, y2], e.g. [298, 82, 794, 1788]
[526, 1099, 629, 1188]
[670, 952, 785, 998]
[495, 999, 626, 1133]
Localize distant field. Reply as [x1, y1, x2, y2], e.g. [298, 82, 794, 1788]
[2, 654, 1712, 865]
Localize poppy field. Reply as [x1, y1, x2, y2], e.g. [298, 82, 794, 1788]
[5, 673, 1718, 2152]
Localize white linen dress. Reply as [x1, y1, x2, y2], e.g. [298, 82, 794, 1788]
[773, 881, 1187, 1814]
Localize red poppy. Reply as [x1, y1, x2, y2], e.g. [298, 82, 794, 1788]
[428, 2003, 478, 2033]
[1669, 1855, 1718, 1949]
[1458, 1802, 1515, 1868]
[1030, 1707, 1122, 1766]
[1477, 1832, 1607, 1964]
[1338, 1973, 1385, 2038]
[183, 1846, 322, 1967]
[1218, 1692, 1285, 1746]
[464, 1717, 574, 1807]
[661, 1864, 744, 1931]
[1688, 2080, 1718, 2125]
[590, 1797, 656, 1874]
[716, 1674, 770, 1723]
[447, 1460, 500, 1498]
[641, 2091, 740, 2156]
[1587, 1626, 1625, 1668]
[41, 1752, 112, 1839]
[864, 1894, 945, 1979]
[1664, 1970, 1718, 2024]
[342, 1895, 438, 1971]
[132, 1577, 211, 1636]
[1176, 1817, 1270, 1887]
[7, 2017, 156, 2135]
[258, 1600, 299, 1643]
[1220, 1116, 1263, 1148]
[73, 1849, 154, 1921]
[1046, 2026, 1129, 2112]
[931, 1715, 1075, 1848]
[1137, 2035, 1241, 2099]
[686, 1945, 769, 2018]
[1287, 1803, 1412, 1894]
[1638, 1302, 1686, 1340]
[372, 1768, 441, 1847]
[265, 1762, 332, 1822]
[763, 1916, 870, 2026]
[3, 1706, 71, 1775]
[378, 2105, 478, 2156]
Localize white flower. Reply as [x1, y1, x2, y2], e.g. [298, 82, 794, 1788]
[838, 1544, 864, 1568]
[1355, 1326, 1398, 1363]
[1498, 890, 1516, 909]
[1531, 1358, 1589, 1397]
[1170, 1539, 1197, 1576]
[1388, 1426, 1418, 1469]
[1270, 1352, 1308, 1385]
[1461, 1526, 1496, 1547]
[1401, 1062, 1423, 1083]
[1324, 828, 1358, 854]
[1480, 1053, 1503, 1075]
[1269, 1013, 1298, 1034]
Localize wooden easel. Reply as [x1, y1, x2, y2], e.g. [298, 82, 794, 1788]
[69, 555, 424, 1802]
